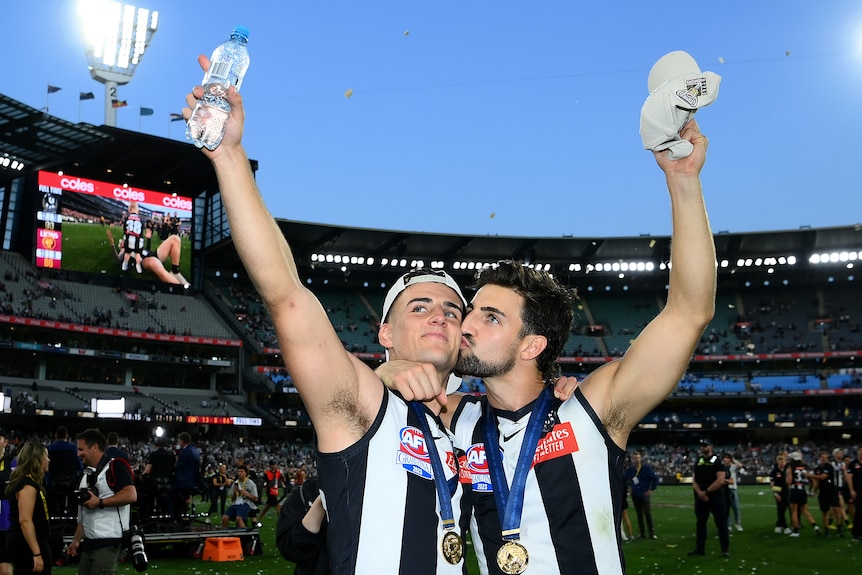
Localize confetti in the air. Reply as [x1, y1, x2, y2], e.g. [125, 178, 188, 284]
[718, 56, 725, 64]
[344, 88, 353, 99]
[404, 30, 410, 36]
[490, 213, 496, 219]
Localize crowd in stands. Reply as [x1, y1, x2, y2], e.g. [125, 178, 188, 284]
[9, 426, 854, 492]
[211, 276, 862, 362]
[215, 282, 382, 354]
[17, 428, 319, 496]
[629, 440, 859, 480]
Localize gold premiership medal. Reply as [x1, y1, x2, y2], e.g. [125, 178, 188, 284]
[496, 540, 529, 574]
[441, 531, 463, 564]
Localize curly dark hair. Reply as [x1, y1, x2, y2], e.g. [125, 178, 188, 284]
[471, 260, 577, 380]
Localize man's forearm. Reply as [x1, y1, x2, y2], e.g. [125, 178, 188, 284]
[665, 173, 716, 325]
[705, 478, 725, 494]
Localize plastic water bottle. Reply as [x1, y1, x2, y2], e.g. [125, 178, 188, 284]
[186, 26, 251, 150]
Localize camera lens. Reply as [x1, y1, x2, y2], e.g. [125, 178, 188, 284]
[130, 532, 148, 572]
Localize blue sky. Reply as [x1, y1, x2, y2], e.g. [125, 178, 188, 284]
[4, 1, 862, 238]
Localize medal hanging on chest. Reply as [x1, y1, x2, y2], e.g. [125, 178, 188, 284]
[409, 402, 463, 564]
[482, 385, 555, 575]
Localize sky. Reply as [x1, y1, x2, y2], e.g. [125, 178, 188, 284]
[3, 1, 862, 239]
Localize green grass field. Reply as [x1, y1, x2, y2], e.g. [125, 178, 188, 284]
[58, 222, 192, 280]
[60, 485, 856, 575]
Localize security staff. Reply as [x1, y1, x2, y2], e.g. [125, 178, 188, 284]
[689, 439, 729, 557]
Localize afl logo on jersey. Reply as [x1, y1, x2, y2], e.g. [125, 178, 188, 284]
[465, 444, 488, 473]
[399, 426, 429, 459]
[397, 426, 434, 480]
[466, 443, 494, 492]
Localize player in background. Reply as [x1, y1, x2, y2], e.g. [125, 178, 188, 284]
[121, 201, 144, 274]
[107, 228, 190, 288]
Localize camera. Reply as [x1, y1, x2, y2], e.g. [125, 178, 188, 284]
[75, 488, 96, 505]
[127, 525, 148, 572]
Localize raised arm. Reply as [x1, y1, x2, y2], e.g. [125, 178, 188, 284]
[581, 119, 716, 447]
[184, 55, 382, 452]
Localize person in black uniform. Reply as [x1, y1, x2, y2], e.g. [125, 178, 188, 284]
[208, 464, 230, 517]
[847, 446, 862, 540]
[811, 451, 845, 537]
[786, 450, 821, 537]
[276, 478, 329, 575]
[140, 437, 175, 520]
[689, 439, 729, 557]
[769, 452, 790, 534]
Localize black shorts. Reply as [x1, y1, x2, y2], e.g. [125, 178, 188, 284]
[0, 529, 8, 563]
[789, 488, 808, 506]
[265, 494, 279, 506]
[818, 486, 840, 511]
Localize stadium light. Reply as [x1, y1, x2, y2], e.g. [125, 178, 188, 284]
[78, 1, 158, 127]
[0, 154, 25, 172]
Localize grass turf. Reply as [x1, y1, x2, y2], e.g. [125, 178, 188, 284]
[70, 485, 856, 575]
[56, 222, 192, 281]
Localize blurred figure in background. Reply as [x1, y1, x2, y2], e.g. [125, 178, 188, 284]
[277, 478, 329, 575]
[0, 430, 16, 575]
[769, 452, 791, 534]
[624, 451, 659, 539]
[722, 453, 744, 532]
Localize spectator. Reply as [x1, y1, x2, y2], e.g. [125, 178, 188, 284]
[624, 451, 659, 539]
[5, 441, 51, 574]
[222, 465, 258, 528]
[172, 432, 201, 523]
[46, 426, 82, 518]
[0, 429, 14, 575]
[722, 453, 744, 532]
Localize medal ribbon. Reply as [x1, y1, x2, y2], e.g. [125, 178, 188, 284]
[409, 401, 459, 531]
[482, 385, 555, 542]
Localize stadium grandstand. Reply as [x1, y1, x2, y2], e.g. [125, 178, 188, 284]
[0, 91, 860, 478]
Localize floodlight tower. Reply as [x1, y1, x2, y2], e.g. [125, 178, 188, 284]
[79, 1, 158, 127]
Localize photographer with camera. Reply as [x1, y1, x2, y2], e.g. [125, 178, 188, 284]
[221, 465, 258, 528]
[67, 429, 137, 575]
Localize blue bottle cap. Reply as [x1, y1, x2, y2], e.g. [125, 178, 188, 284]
[231, 26, 250, 42]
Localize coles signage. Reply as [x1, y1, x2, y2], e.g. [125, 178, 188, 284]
[37, 171, 192, 214]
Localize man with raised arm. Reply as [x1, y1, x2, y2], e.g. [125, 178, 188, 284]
[184, 56, 469, 575]
[381, 118, 715, 574]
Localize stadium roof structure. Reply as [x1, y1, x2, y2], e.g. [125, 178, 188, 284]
[0, 92, 224, 197]
[200, 218, 862, 291]
[0, 93, 111, 177]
